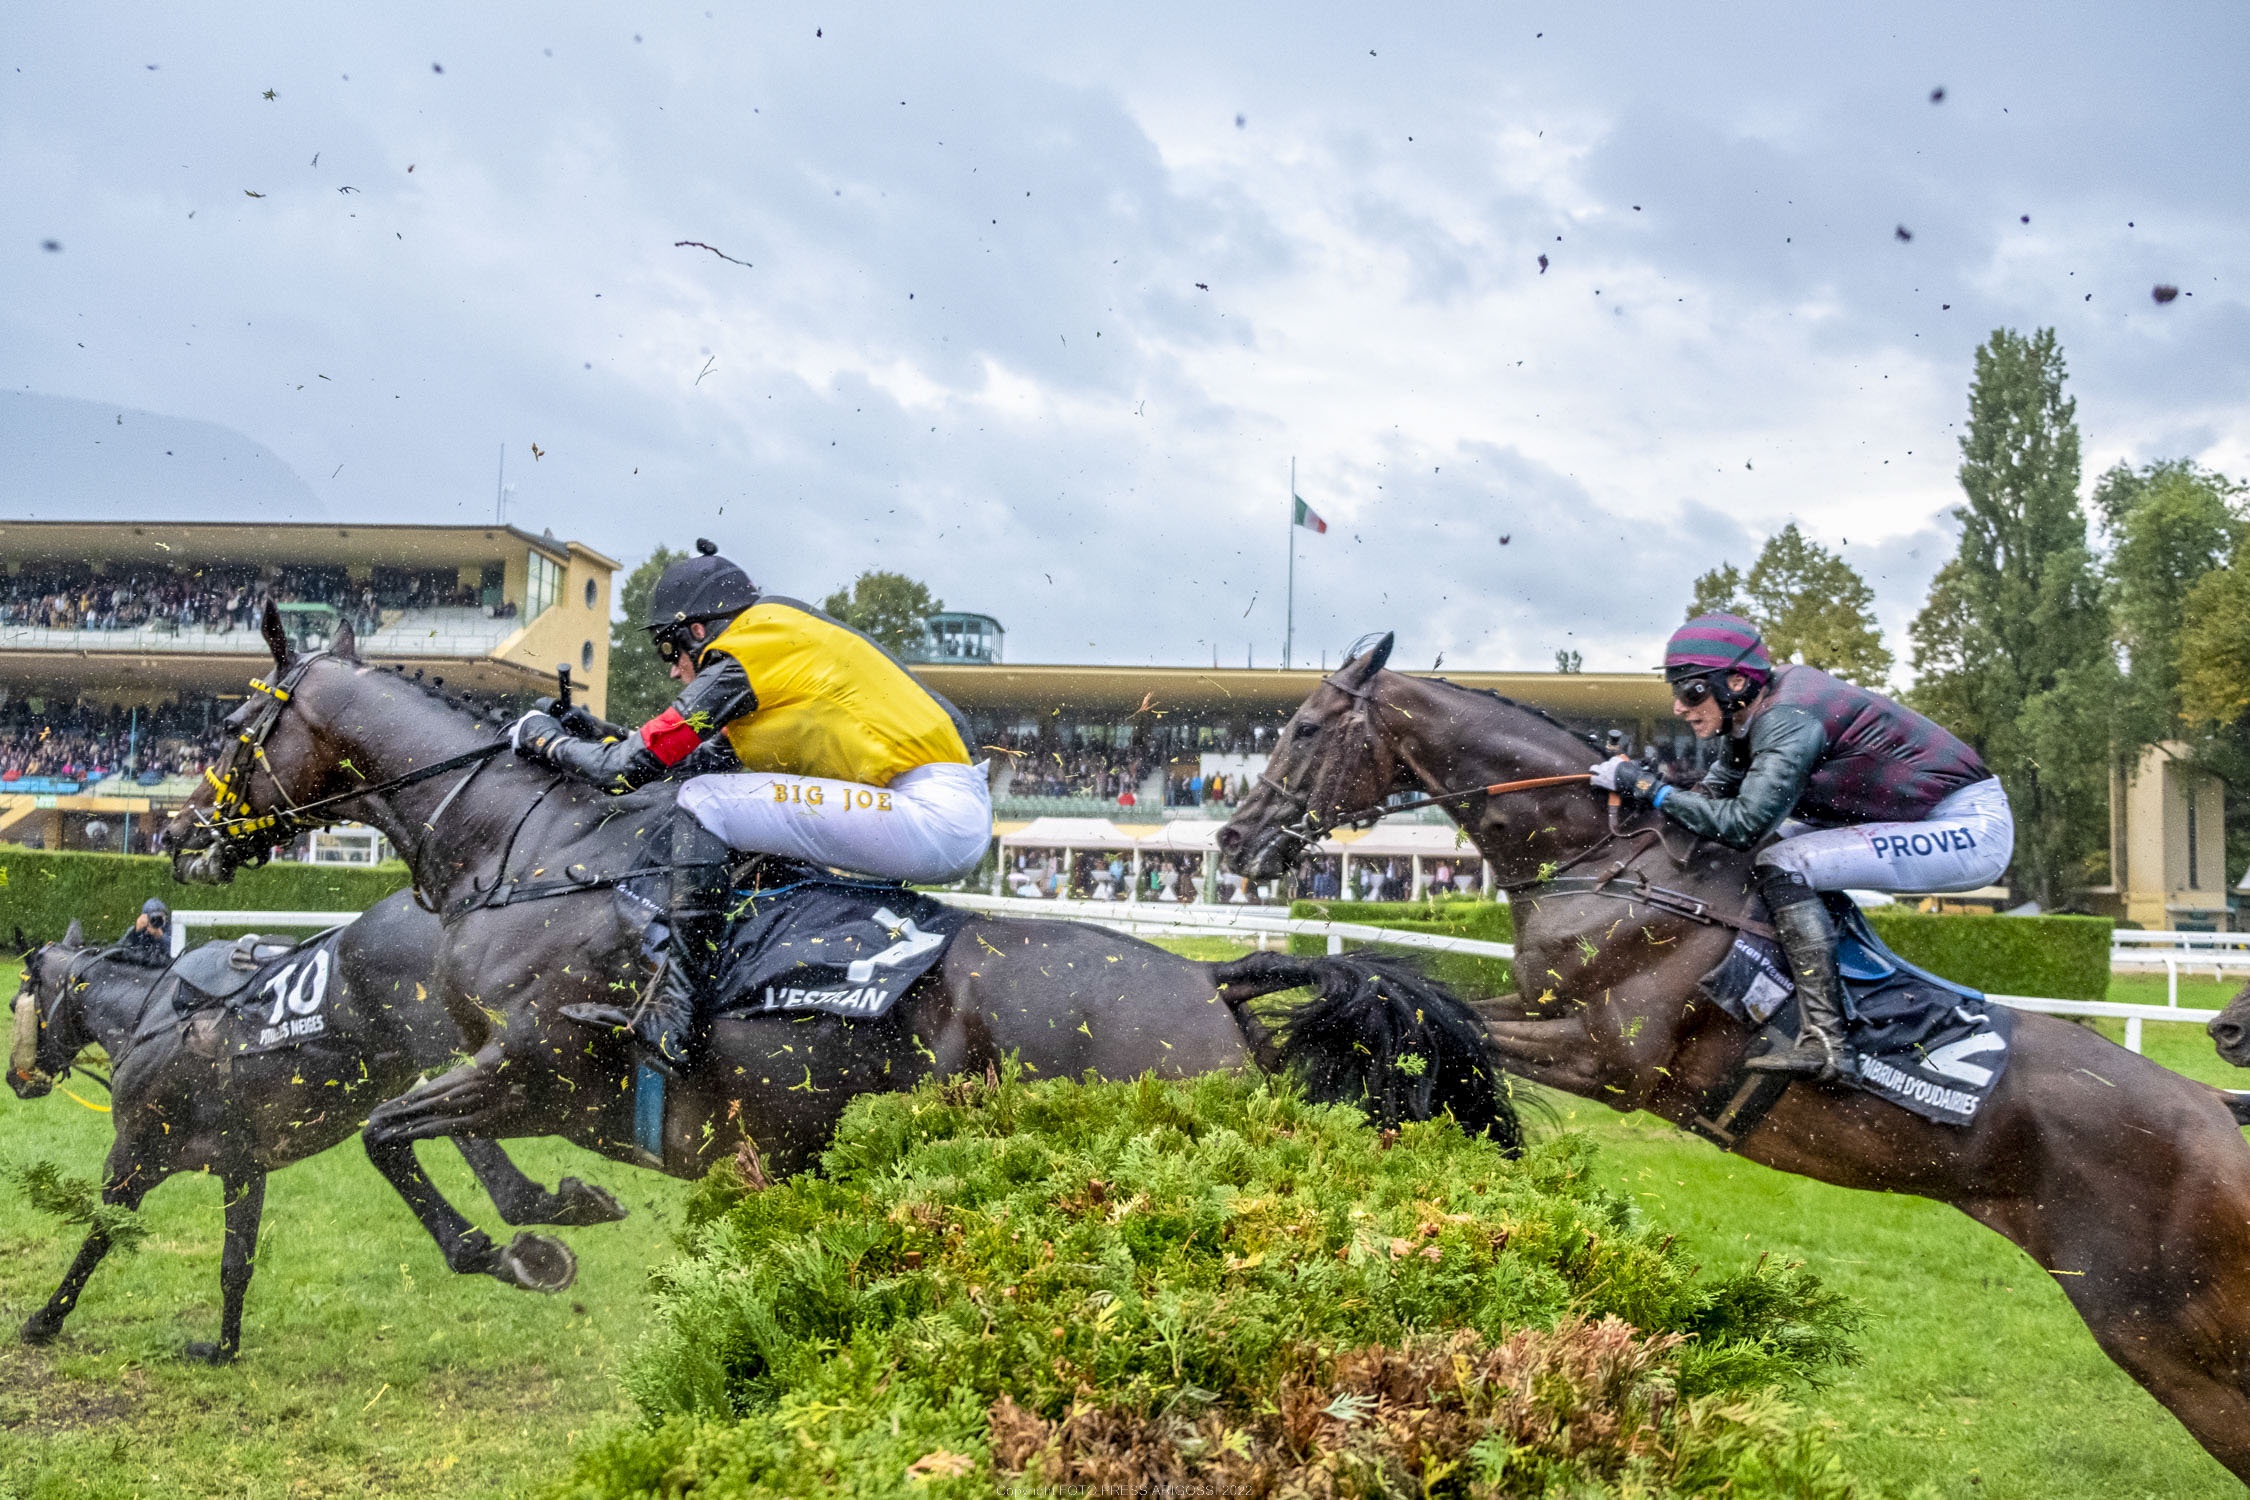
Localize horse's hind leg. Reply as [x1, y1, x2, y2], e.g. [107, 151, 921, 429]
[453, 1137, 626, 1228]
[362, 1135, 579, 1294]
[21, 1169, 152, 1347]
[186, 1170, 264, 1365]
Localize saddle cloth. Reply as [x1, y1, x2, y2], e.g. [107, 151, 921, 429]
[1699, 897, 2014, 1127]
[708, 877, 965, 1022]
[152, 929, 349, 1055]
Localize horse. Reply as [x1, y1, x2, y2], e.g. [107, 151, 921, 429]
[1217, 633, 2250, 1481]
[156, 604, 1515, 1273]
[2204, 981, 2250, 1071]
[8, 891, 629, 1363]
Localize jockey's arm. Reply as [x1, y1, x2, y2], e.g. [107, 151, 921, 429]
[528, 655, 757, 794]
[1653, 706, 1826, 849]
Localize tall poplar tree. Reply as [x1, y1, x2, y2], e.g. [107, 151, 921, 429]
[1908, 328, 2112, 907]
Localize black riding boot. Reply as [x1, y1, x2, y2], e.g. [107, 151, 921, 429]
[563, 813, 735, 1077]
[1743, 865, 1857, 1082]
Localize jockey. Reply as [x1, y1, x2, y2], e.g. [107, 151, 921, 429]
[506, 540, 991, 1073]
[1591, 612, 2012, 1081]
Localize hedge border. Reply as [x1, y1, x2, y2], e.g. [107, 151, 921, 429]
[0, 847, 410, 946]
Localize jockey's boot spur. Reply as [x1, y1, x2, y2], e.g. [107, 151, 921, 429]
[1743, 865, 1858, 1083]
[563, 812, 735, 1079]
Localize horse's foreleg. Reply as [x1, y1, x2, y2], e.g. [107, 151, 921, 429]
[21, 1167, 152, 1346]
[361, 1133, 580, 1293]
[364, 1050, 523, 1146]
[453, 1137, 626, 1228]
[186, 1170, 265, 1364]
[1477, 1015, 1635, 1102]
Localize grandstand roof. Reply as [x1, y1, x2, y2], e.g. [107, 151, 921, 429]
[0, 519, 618, 571]
[915, 662, 1669, 720]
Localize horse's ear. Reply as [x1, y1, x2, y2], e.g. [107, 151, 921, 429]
[60, 918, 83, 950]
[261, 600, 295, 672]
[331, 614, 360, 661]
[1343, 631, 1395, 683]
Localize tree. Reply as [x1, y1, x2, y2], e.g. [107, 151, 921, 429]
[2093, 460, 2244, 758]
[1684, 525, 1893, 687]
[607, 545, 686, 727]
[1553, 649, 1582, 673]
[1906, 327, 2113, 907]
[821, 571, 942, 657]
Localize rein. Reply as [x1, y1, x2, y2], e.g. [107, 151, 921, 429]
[1265, 669, 1775, 943]
[191, 651, 508, 868]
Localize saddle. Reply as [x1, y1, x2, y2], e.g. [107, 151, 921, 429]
[1693, 895, 2014, 1143]
[162, 934, 318, 1016]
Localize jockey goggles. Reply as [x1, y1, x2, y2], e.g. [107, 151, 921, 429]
[651, 625, 694, 666]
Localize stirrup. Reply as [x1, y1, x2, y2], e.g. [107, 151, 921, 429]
[1744, 1033, 1845, 1080]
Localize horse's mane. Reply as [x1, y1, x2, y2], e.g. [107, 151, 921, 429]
[1409, 674, 1592, 748]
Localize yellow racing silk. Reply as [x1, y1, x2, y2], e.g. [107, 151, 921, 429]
[700, 598, 971, 786]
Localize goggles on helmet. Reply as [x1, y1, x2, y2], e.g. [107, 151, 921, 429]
[1671, 672, 1722, 709]
[652, 625, 694, 666]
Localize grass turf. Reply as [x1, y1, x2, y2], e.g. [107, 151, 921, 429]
[0, 948, 2241, 1496]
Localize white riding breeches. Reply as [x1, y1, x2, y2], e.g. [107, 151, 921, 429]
[1754, 777, 2013, 895]
[676, 760, 994, 885]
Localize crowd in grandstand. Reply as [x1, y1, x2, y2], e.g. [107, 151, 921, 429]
[981, 725, 1281, 807]
[0, 724, 216, 786]
[0, 562, 503, 637]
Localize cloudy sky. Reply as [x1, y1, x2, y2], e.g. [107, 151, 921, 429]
[5, 3, 2245, 676]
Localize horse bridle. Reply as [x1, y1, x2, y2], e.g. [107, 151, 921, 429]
[1254, 672, 1598, 855]
[191, 652, 507, 870]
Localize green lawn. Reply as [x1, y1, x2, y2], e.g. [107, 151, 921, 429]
[0, 947, 2242, 1497]
[0, 957, 694, 1499]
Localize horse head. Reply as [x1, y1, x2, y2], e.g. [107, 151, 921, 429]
[166, 600, 371, 885]
[2209, 979, 2250, 1067]
[12, 918, 92, 1099]
[1218, 633, 1405, 881]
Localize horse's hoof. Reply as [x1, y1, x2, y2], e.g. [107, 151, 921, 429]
[494, 1232, 576, 1293]
[19, 1315, 60, 1346]
[182, 1340, 235, 1365]
[551, 1178, 629, 1227]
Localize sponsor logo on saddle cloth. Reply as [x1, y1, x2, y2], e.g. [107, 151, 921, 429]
[711, 881, 966, 1024]
[1698, 914, 2014, 1128]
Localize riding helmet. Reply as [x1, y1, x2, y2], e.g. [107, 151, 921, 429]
[643, 538, 759, 633]
[1663, 612, 1773, 687]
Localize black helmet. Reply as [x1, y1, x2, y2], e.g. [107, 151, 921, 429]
[643, 539, 757, 634]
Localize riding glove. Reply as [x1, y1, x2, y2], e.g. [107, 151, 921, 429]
[1588, 755, 1667, 806]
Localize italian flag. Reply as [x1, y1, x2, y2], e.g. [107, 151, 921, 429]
[1292, 493, 1328, 533]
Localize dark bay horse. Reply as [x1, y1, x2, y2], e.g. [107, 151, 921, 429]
[9, 893, 627, 1362]
[160, 607, 1513, 1271]
[1219, 634, 2250, 1481]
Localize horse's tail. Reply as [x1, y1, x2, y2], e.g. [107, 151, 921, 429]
[1211, 950, 1522, 1156]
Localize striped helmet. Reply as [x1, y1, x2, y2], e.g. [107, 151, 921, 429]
[1664, 612, 1773, 685]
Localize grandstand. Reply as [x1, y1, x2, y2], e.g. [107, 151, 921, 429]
[0, 519, 616, 852]
[912, 661, 1679, 825]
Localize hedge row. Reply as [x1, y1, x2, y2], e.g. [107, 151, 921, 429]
[1288, 896, 2113, 1003]
[0, 847, 411, 946]
[561, 1067, 1859, 1497]
[1861, 909, 2112, 1002]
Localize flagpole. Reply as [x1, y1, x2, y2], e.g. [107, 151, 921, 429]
[1285, 457, 1296, 671]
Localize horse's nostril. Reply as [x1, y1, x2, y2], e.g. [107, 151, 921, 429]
[2213, 1021, 2242, 1047]
[1216, 827, 1240, 849]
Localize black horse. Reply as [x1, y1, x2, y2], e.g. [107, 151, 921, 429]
[9, 892, 628, 1363]
[160, 606, 1514, 1280]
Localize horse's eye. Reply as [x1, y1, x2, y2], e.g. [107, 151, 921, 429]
[1295, 723, 1319, 738]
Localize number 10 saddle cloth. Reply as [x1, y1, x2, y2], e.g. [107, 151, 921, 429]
[149, 927, 349, 1056]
